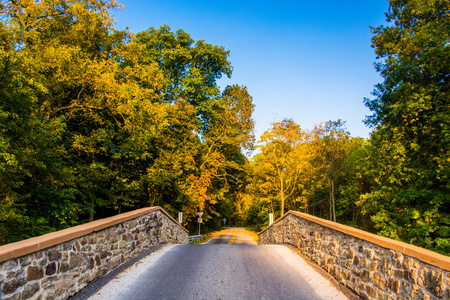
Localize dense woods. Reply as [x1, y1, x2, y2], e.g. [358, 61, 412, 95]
[0, 0, 448, 255]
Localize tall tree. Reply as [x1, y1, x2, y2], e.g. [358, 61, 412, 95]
[257, 119, 303, 217]
[309, 120, 350, 222]
[364, 0, 450, 253]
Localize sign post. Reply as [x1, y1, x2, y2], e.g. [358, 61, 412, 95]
[269, 213, 274, 225]
[223, 218, 227, 226]
[197, 212, 203, 236]
[178, 212, 182, 224]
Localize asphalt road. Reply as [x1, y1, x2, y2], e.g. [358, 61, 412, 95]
[87, 228, 348, 300]
[206, 227, 257, 245]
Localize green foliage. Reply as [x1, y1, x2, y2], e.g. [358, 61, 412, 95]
[0, 1, 254, 244]
[362, 0, 450, 254]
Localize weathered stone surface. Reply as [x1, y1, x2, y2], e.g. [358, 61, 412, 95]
[6, 269, 23, 279]
[258, 212, 449, 300]
[69, 252, 84, 270]
[22, 282, 40, 299]
[60, 262, 69, 273]
[1, 260, 18, 271]
[19, 256, 31, 267]
[0, 209, 188, 300]
[41, 287, 56, 300]
[366, 284, 377, 298]
[27, 266, 44, 281]
[385, 277, 400, 293]
[73, 240, 81, 252]
[2, 292, 21, 300]
[424, 269, 444, 297]
[47, 250, 61, 262]
[2, 279, 19, 295]
[45, 262, 57, 276]
[106, 256, 121, 271]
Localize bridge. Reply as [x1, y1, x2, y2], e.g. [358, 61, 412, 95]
[0, 207, 448, 299]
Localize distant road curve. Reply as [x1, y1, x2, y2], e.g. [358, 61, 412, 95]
[205, 227, 257, 245]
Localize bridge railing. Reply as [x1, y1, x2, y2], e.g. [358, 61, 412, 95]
[258, 210, 449, 300]
[0, 206, 188, 299]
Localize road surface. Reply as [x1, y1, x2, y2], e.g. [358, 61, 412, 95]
[86, 228, 348, 300]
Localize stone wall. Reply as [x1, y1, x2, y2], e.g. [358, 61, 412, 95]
[0, 207, 188, 300]
[258, 211, 450, 300]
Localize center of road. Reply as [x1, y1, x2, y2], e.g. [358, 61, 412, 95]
[227, 228, 237, 245]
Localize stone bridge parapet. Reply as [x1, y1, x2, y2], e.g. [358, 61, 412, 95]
[0, 207, 188, 299]
[258, 210, 450, 300]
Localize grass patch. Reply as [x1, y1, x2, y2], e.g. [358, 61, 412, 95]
[244, 227, 259, 244]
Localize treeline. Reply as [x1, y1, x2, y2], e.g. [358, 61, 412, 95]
[244, 0, 449, 255]
[0, 0, 254, 243]
[1, 0, 448, 256]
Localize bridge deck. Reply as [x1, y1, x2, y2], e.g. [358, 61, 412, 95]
[74, 228, 351, 300]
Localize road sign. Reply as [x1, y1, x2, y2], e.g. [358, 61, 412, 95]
[198, 218, 202, 223]
[198, 212, 203, 218]
[223, 218, 227, 225]
[269, 213, 274, 225]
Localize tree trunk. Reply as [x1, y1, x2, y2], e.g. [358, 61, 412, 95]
[330, 178, 336, 222]
[280, 174, 285, 217]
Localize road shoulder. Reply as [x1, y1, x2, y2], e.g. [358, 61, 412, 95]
[68, 243, 169, 300]
[283, 244, 361, 300]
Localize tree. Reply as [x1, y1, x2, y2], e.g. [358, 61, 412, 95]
[308, 120, 350, 222]
[364, 0, 450, 254]
[257, 119, 304, 217]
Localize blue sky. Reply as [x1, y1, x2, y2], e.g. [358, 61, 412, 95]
[112, 0, 390, 139]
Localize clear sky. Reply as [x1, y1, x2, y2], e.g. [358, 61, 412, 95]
[112, 0, 390, 140]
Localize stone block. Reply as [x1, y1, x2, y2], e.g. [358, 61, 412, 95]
[6, 270, 23, 279]
[393, 252, 403, 268]
[62, 251, 69, 260]
[100, 250, 109, 259]
[47, 250, 61, 262]
[365, 284, 377, 298]
[372, 272, 385, 289]
[2, 292, 21, 300]
[350, 263, 361, 276]
[63, 242, 72, 251]
[402, 257, 413, 269]
[361, 270, 371, 282]
[88, 235, 97, 244]
[60, 262, 69, 273]
[34, 252, 43, 260]
[45, 262, 57, 276]
[27, 266, 44, 281]
[342, 270, 351, 281]
[106, 256, 121, 271]
[382, 257, 391, 273]
[2, 260, 18, 271]
[19, 256, 31, 267]
[88, 258, 95, 270]
[424, 268, 444, 297]
[22, 282, 40, 299]
[41, 287, 56, 300]
[73, 240, 81, 251]
[385, 277, 400, 293]
[2, 279, 22, 295]
[38, 257, 48, 267]
[353, 255, 360, 267]
[69, 252, 84, 270]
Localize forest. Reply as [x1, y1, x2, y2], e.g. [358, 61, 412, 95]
[0, 0, 448, 255]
